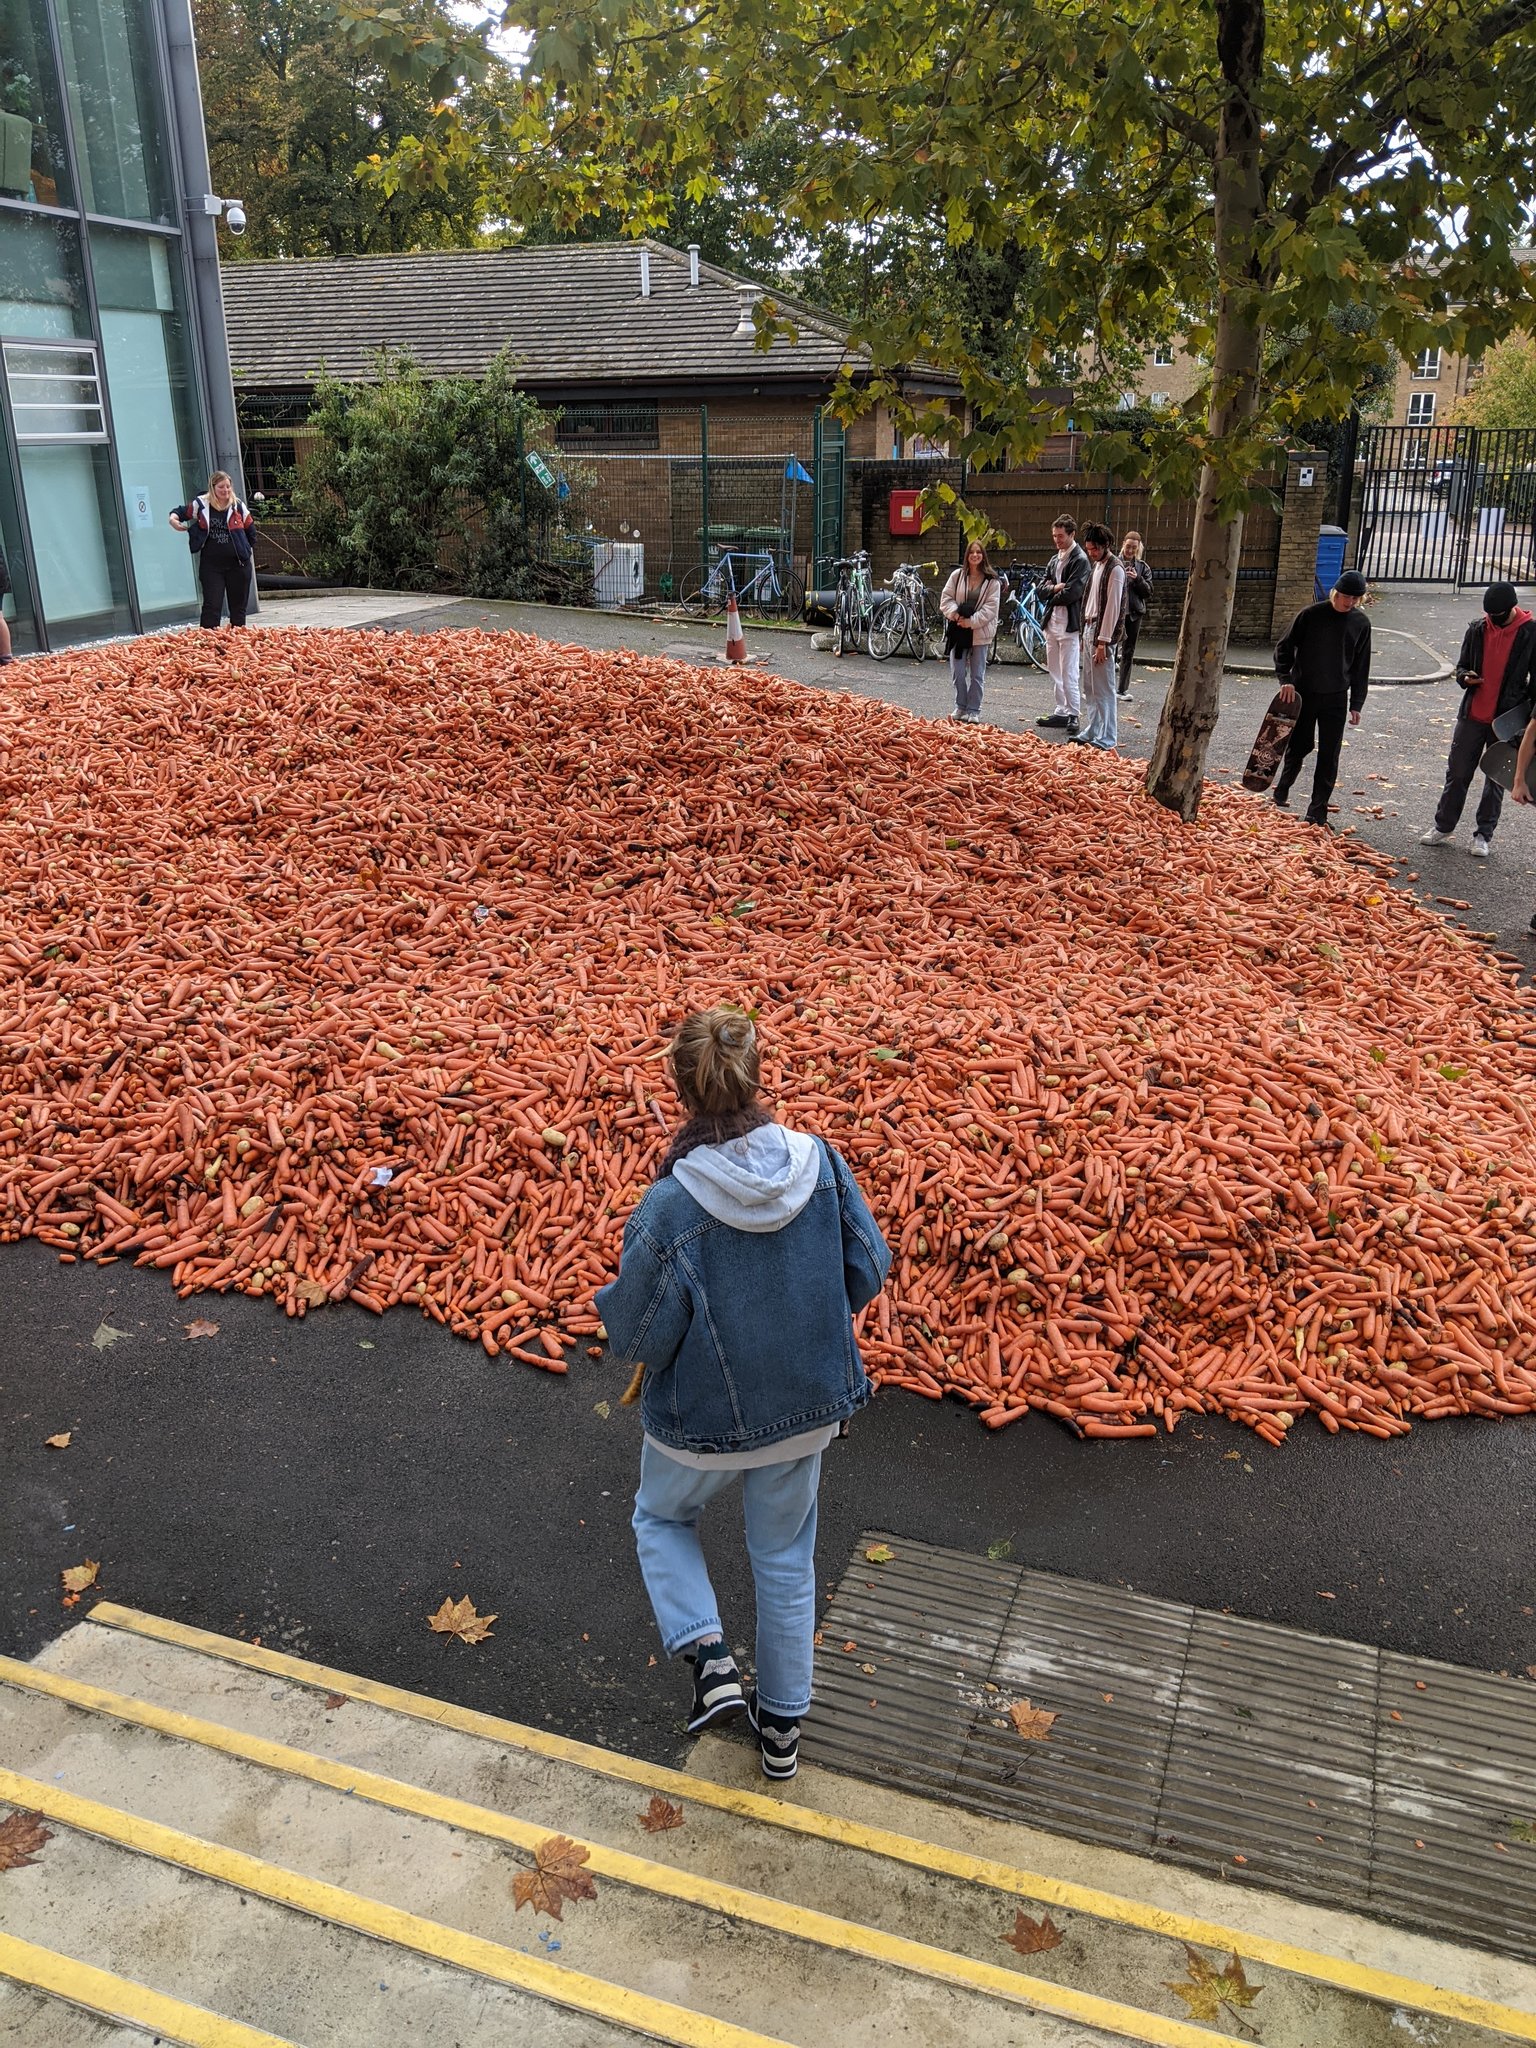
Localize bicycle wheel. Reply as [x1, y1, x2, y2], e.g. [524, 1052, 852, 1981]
[868, 594, 907, 661]
[678, 565, 724, 616]
[1017, 605, 1049, 670]
[908, 597, 933, 661]
[831, 592, 849, 656]
[776, 568, 806, 621]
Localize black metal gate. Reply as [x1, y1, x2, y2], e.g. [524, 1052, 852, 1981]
[1353, 424, 1536, 585]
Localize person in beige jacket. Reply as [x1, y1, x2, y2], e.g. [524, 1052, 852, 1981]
[1072, 523, 1126, 751]
[940, 541, 1002, 724]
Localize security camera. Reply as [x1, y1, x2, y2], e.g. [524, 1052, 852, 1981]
[225, 201, 246, 235]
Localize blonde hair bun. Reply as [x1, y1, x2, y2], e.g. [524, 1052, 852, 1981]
[669, 1006, 761, 1116]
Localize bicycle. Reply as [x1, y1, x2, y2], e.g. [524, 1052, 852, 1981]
[1000, 561, 1050, 670]
[830, 550, 886, 655]
[679, 547, 806, 620]
[870, 559, 941, 661]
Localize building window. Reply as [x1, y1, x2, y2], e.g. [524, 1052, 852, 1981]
[241, 434, 297, 501]
[555, 402, 660, 451]
[54, 0, 173, 224]
[1147, 391, 1170, 409]
[3, 338, 105, 439]
[1152, 343, 1176, 367]
[0, 0, 76, 205]
[1412, 348, 1442, 380]
[1407, 392, 1437, 427]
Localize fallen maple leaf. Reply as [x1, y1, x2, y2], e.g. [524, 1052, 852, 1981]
[323, 1692, 347, 1712]
[1001, 1908, 1064, 1955]
[44, 1432, 71, 1449]
[512, 1835, 597, 1918]
[60, 1560, 99, 1594]
[294, 1277, 328, 1308]
[90, 1322, 126, 1351]
[183, 1318, 220, 1340]
[426, 1595, 496, 1645]
[864, 1543, 895, 1564]
[1510, 1816, 1536, 1845]
[1165, 1946, 1262, 2026]
[638, 1795, 685, 1834]
[0, 1810, 52, 1871]
[1008, 1699, 1058, 1741]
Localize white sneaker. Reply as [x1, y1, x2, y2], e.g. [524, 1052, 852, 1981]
[1419, 826, 1455, 845]
[1470, 834, 1493, 858]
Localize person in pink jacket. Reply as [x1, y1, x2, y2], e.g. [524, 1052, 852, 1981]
[940, 541, 1001, 724]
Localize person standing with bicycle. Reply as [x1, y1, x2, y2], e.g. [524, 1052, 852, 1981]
[1117, 532, 1152, 698]
[1036, 516, 1090, 732]
[941, 541, 1001, 723]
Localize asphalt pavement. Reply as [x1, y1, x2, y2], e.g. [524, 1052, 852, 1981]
[4, 586, 1533, 1770]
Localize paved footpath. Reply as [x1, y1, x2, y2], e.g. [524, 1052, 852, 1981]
[2, 588, 1532, 1792]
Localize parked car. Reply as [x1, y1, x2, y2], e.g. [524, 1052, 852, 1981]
[1426, 457, 1457, 493]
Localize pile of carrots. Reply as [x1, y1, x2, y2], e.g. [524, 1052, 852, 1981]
[3, 626, 1536, 1443]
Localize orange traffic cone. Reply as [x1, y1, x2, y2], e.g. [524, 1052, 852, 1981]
[724, 593, 747, 663]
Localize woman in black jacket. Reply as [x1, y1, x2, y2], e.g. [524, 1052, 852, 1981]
[169, 471, 256, 628]
[1117, 532, 1152, 698]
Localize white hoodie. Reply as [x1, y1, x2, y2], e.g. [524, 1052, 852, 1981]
[653, 1124, 836, 1470]
[672, 1124, 822, 1234]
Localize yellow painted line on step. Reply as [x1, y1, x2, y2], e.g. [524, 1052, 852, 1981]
[0, 1656, 1235, 2048]
[85, 1602, 1536, 2042]
[0, 1933, 298, 2048]
[0, 1770, 790, 2048]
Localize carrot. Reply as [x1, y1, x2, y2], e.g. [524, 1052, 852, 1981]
[2, 624, 1536, 1444]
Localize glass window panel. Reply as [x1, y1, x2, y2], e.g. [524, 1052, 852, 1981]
[18, 437, 134, 639]
[0, 208, 88, 337]
[56, 0, 172, 224]
[91, 226, 203, 621]
[4, 338, 106, 438]
[0, 423, 40, 652]
[0, 0, 75, 207]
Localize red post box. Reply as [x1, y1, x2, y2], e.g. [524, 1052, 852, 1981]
[889, 488, 922, 537]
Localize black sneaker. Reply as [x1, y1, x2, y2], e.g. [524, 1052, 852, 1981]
[1272, 788, 1291, 809]
[1065, 716, 1080, 735]
[686, 1641, 746, 1732]
[1036, 713, 1069, 728]
[747, 1689, 801, 1781]
[1528, 913, 1536, 937]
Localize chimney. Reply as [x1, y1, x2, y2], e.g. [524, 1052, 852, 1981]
[639, 248, 651, 298]
[688, 244, 700, 288]
[733, 284, 759, 339]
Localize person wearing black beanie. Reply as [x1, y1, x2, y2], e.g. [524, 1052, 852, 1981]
[1271, 575, 1373, 827]
[1421, 582, 1535, 858]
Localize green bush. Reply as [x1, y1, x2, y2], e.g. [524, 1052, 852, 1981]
[291, 350, 591, 600]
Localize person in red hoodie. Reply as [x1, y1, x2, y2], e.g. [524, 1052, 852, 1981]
[1421, 582, 1536, 858]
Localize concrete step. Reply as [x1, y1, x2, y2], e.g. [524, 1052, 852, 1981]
[1, 1606, 1532, 2048]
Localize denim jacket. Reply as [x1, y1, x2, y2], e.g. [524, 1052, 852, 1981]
[596, 1137, 891, 1455]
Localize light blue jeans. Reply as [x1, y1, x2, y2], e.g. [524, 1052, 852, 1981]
[632, 1438, 822, 1717]
[1079, 637, 1119, 747]
[950, 643, 988, 715]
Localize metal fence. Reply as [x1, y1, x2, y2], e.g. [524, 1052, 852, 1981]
[964, 468, 1283, 639]
[239, 399, 843, 612]
[1352, 425, 1536, 585]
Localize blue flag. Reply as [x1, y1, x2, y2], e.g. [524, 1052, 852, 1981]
[784, 458, 813, 483]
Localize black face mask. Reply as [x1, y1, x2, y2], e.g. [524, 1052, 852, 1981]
[1491, 610, 1515, 627]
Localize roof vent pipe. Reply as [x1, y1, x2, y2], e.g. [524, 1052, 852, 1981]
[733, 285, 759, 338]
[639, 248, 651, 298]
[688, 244, 700, 288]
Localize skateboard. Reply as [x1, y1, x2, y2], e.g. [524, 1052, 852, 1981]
[1477, 739, 1533, 799]
[1240, 689, 1298, 792]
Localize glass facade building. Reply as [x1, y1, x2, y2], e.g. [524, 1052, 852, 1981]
[0, 0, 239, 648]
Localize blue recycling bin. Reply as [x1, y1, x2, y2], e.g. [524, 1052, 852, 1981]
[1314, 525, 1348, 599]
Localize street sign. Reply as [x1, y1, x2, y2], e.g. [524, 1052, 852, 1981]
[526, 451, 555, 489]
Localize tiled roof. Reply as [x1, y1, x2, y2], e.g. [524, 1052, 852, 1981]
[219, 240, 871, 392]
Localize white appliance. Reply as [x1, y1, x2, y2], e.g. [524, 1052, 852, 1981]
[585, 539, 645, 609]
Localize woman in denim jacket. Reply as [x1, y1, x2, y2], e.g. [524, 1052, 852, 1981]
[598, 1007, 890, 1779]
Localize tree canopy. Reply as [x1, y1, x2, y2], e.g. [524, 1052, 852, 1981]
[1450, 332, 1536, 427]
